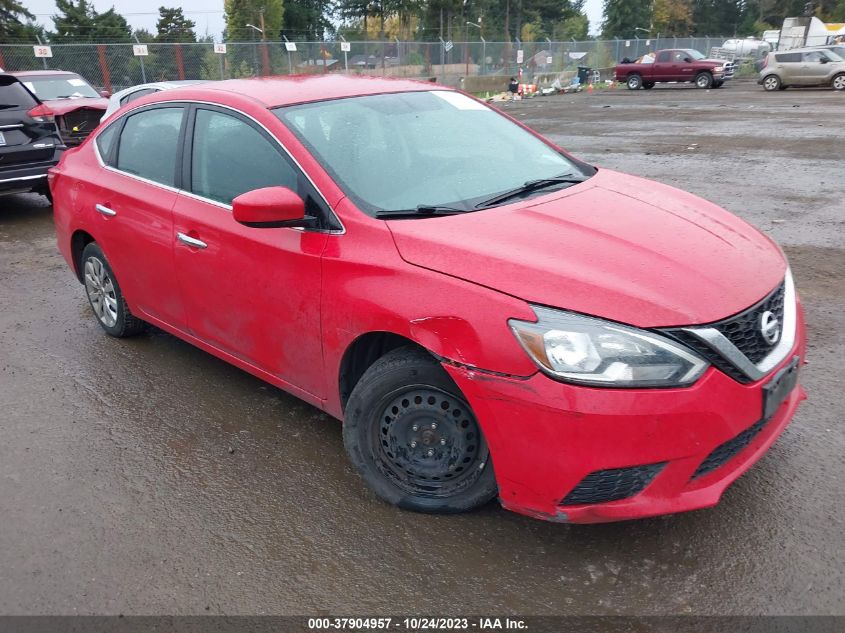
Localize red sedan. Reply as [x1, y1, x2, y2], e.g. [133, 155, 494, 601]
[49, 76, 806, 523]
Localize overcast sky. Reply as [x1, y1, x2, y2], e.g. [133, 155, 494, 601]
[23, 0, 605, 40]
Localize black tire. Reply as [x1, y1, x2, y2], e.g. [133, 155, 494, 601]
[762, 74, 781, 91]
[713, 80, 724, 88]
[695, 72, 713, 89]
[343, 346, 498, 514]
[626, 74, 642, 90]
[80, 242, 145, 337]
[642, 81, 655, 90]
[832, 73, 845, 91]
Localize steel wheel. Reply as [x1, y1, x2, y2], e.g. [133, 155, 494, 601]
[695, 72, 713, 89]
[374, 386, 489, 498]
[832, 74, 845, 91]
[84, 255, 118, 328]
[763, 75, 781, 91]
[627, 74, 642, 90]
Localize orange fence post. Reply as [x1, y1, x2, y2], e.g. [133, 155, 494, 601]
[96, 45, 112, 92]
[261, 42, 270, 76]
[175, 44, 185, 80]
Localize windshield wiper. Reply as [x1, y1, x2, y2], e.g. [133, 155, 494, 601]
[475, 174, 588, 209]
[375, 205, 469, 219]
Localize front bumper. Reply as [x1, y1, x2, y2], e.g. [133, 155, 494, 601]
[445, 308, 806, 523]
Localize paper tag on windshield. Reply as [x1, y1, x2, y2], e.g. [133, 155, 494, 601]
[68, 78, 87, 87]
[431, 91, 486, 111]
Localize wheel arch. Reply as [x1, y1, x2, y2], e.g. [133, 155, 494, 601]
[338, 331, 431, 412]
[70, 229, 97, 282]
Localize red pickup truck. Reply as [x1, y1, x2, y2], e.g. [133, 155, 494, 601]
[614, 49, 731, 90]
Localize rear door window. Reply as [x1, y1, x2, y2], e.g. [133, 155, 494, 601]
[0, 77, 38, 110]
[656, 51, 671, 63]
[96, 124, 119, 164]
[116, 106, 185, 186]
[775, 53, 801, 63]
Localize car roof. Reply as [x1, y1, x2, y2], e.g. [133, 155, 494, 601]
[9, 70, 80, 77]
[160, 74, 445, 109]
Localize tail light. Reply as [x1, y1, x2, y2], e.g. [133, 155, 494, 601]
[28, 103, 55, 123]
[761, 56, 769, 69]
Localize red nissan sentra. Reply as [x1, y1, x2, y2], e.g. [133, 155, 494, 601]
[49, 76, 806, 523]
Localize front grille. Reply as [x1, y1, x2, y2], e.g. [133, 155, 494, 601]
[667, 330, 751, 383]
[691, 418, 769, 480]
[58, 108, 102, 146]
[560, 462, 666, 506]
[662, 281, 786, 384]
[715, 283, 785, 364]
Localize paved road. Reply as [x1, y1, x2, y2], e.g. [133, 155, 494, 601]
[1, 80, 842, 615]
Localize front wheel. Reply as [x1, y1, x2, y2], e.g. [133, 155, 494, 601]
[343, 346, 498, 514]
[81, 242, 146, 337]
[832, 73, 845, 91]
[762, 74, 781, 91]
[695, 72, 713, 89]
[626, 74, 642, 90]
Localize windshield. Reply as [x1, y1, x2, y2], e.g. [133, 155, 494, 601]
[22, 75, 99, 100]
[684, 50, 707, 60]
[824, 49, 844, 61]
[275, 90, 592, 215]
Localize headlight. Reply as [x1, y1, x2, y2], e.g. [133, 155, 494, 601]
[509, 307, 708, 388]
[714, 66, 725, 72]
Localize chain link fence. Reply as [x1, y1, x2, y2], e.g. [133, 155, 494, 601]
[0, 37, 735, 93]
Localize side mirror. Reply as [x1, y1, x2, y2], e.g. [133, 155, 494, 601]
[232, 186, 313, 229]
[683, 57, 693, 63]
[99, 89, 112, 98]
[820, 57, 829, 64]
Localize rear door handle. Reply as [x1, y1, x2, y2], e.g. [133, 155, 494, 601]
[95, 204, 116, 217]
[176, 232, 208, 249]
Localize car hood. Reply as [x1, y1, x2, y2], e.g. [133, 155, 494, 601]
[387, 169, 786, 328]
[43, 97, 108, 115]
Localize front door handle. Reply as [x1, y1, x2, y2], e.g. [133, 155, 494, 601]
[176, 232, 208, 249]
[95, 204, 116, 217]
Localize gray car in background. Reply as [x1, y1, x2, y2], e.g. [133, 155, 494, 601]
[758, 47, 845, 91]
[100, 80, 206, 123]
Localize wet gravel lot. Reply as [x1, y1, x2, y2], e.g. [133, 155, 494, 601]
[1, 81, 843, 616]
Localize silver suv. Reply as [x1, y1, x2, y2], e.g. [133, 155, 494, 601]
[758, 47, 845, 91]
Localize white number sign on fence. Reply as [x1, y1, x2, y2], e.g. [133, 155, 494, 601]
[214, 43, 227, 54]
[340, 41, 351, 52]
[285, 42, 297, 52]
[516, 49, 524, 63]
[132, 44, 149, 56]
[33, 46, 52, 58]
[443, 40, 453, 52]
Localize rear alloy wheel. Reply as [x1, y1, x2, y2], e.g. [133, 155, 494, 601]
[343, 346, 497, 514]
[627, 74, 643, 90]
[642, 81, 655, 90]
[762, 75, 781, 91]
[81, 242, 145, 337]
[832, 74, 845, 91]
[695, 72, 713, 89]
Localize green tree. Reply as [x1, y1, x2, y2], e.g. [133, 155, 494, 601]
[0, 0, 34, 40]
[224, 0, 283, 41]
[51, 0, 131, 42]
[653, 0, 693, 35]
[601, 0, 652, 38]
[830, 0, 845, 19]
[282, 0, 334, 40]
[156, 7, 197, 42]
